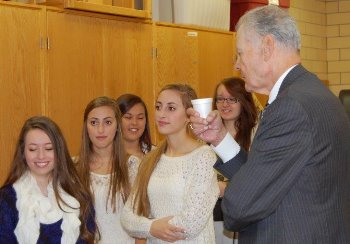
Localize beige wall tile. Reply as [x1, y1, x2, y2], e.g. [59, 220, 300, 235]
[304, 23, 326, 37]
[301, 35, 326, 49]
[289, 0, 350, 94]
[301, 35, 312, 47]
[339, 24, 350, 36]
[328, 73, 341, 85]
[328, 36, 350, 49]
[339, 1, 350, 13]
[326, 25, 339, 37]
[312, 36, 327, 49]
[326, 1, 338, 13]
[341, 73, 350, 84]
[302, 60, 327, 73]
[328, 60, 350, 72]
[327, 49, 340, 60]
[327, 12, 350, 25]
[291, 0, 325, 12]
[317, 73, 328, 81]
[292, 8, 326, 24]
[340, 48, 350, 60]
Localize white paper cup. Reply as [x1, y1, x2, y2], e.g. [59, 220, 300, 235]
[191, 98, 213, 118]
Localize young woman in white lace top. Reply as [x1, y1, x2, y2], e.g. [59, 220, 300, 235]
[75, 96, 145, 244]
[121, 84, 219, 243]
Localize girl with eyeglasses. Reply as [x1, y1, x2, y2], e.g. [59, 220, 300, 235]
[213, 77, 258, 244]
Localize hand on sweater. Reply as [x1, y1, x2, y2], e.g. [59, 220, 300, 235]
[150, 216, 186, 242]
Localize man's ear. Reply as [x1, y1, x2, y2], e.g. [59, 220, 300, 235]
[262, 35, 275, 61]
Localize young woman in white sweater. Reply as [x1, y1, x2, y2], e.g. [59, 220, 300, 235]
[121, 84, 219, 243]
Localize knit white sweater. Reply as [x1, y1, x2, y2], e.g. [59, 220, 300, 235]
[121, 145, 219, 243]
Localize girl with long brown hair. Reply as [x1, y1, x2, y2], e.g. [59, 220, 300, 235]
[121, 84, 219, 243]
[0, 116, 96, 243]
[213, 77, 258, 244]
[75, 96, 138, 243]
[213, 77, 258, 151]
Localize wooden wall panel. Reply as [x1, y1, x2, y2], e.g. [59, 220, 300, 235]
[0, 5, 44, 184]
[46, 11, 106, 156]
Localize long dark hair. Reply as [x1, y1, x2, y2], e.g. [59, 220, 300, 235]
[3, 116, 95, 242]
[213, 77, 258, 150]
[76, 96, 128, 212]
[116, 93, 152, 153]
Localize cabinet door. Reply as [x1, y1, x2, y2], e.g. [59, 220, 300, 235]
[46, 10, 105, 155]
[154, 24, 199, 94]
[102, 20, 154, 138]
[197, 30, 236, 98]
[46, 11, 154, 154]
[0, 4, 44, 184]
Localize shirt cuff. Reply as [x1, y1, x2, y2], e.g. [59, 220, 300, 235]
[211, 132, 240, 163]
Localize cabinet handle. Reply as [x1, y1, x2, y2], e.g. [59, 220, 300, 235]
[47, 37, 50, 50]
[152, 47, 158, 58]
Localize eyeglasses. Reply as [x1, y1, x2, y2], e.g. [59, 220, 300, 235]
[215, 96, 239, 104]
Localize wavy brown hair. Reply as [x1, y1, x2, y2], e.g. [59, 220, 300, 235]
[3, 116, 96, 242]
[76, 96, 128, 212]
[116, 93, 152, 154]
[213, 77, 258, 151]
[132, 84, 197, 216]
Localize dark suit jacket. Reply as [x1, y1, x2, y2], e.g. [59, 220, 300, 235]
[214, 65, 350, 244]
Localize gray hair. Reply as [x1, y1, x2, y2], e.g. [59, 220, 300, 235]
[236, 5, 301, 51]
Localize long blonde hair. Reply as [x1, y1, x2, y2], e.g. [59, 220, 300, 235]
[132, 84, 197, 216]
[76, 96, 128, 212]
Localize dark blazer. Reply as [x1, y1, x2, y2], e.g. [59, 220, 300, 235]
[214, 65, 350, 244]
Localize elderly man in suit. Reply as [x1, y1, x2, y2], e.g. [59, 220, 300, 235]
[188, 5, 350, 244]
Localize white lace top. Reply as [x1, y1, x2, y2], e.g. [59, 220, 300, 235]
[91, 155, 141, 244]
[121, 145, 219, 243]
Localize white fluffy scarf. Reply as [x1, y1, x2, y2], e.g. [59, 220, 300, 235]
[13, 172, 81, 244]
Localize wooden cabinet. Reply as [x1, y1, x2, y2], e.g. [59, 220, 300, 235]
[0, 3, 45, 183]
[0, 2, 236, 183]
[46, 10, 153, 155]
[46, 11, 106, 155]
[154, 23, 236, 98]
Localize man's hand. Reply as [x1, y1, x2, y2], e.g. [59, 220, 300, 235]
[187, 108, 227, 146]
[150, 216, 186, 242]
